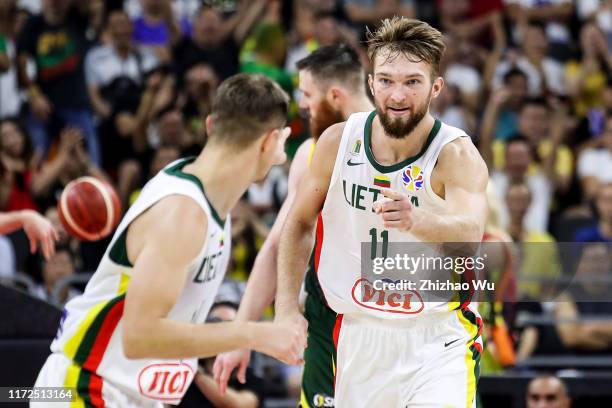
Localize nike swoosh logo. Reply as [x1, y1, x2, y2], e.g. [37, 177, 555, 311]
[347, 158, 364, 166]
[444, 338, 461, 348]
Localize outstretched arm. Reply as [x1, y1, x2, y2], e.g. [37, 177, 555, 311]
[236, 139, 313, 323]
[122, 195, 305, 362]
[275, 123, 343, 318]
[0, 210, 58, 260]
[213, 139, 312, 393]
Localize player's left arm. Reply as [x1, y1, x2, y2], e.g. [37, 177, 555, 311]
[375, 138, 488, 242]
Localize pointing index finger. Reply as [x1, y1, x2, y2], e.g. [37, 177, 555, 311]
[380, 188, 405, 201]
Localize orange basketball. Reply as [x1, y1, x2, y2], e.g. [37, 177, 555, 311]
[57, 177, 122, 241]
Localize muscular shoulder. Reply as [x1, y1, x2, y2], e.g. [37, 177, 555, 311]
[437, 137, 489, 192]
[310, 122, 346, 176]
[315, 122, 345, 159]
[287, 138, 315, 193]
[128, 195, 208, 265]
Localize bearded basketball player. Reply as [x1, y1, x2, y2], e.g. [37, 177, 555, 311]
[213, 44, 372, 408]
[275, 18, 488, 408]
[32, 74, 306, 407]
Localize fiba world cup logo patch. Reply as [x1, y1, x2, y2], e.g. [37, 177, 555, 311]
[401, 165, 424, 191]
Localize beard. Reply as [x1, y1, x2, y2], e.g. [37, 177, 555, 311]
[310, 99, 344, 140]
[376, 92, 431, 139]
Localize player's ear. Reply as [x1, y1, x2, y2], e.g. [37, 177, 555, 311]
[431, 76, 444, 99]
[327, 86, 343, 108]
[368, 74, 374, 96]
[259, 127, 280, 154]
[205, 115, 213, 136]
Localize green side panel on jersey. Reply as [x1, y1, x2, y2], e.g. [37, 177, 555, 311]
[108, 228, 132, 267]
[364, 111, 441, 173]
[164, 157, 225, 228]
[304, 250, 326, 303]
[301, 293, 337, 408]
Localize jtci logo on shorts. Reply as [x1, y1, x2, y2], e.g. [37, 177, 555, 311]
[138, 362, 195, 401]
[351, 278, 424, 314]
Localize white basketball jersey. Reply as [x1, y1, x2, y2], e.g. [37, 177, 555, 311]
[316, 111, 473, 320]
[50, 157, 231, 405]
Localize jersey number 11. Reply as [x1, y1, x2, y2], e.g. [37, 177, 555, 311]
[369, 228, 388, 259]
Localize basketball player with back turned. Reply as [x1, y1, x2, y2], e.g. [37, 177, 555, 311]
[213, 45, 372, 408]
[275, 18, 489, 407]
[32, 74, 307, 407]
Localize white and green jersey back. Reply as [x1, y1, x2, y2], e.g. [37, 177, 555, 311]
[316, 111, 471, 319]
[50, 157, 231, 405]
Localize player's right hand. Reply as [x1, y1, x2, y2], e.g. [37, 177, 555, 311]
[254, 314, 308, 366]
[21, 210, 59, 260]
[212, 348, 251, 395]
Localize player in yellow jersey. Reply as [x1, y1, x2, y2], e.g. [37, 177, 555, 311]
[32, 74, 306, 407]
[213, 45, 372, 407]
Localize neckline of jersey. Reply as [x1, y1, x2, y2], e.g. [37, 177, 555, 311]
[164, 157, 226, 227]
[363, 110, 442, 173]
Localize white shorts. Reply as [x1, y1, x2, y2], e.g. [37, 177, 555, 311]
[31, 353, 163, 408]
[333, 309, 482, 408]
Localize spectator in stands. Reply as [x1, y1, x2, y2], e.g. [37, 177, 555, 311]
[31, 128, 109, 210]
[173, 1, 267, 82]
[284, 11, 361, 77]
[124, 0, 200, 37]
[555, 242, 612, 352]
[228, 199, 270, 281]
[241, 22, 293, 95]
[0, 118, 39, 213]
[577, 114, 612, 201]
[505, 183, 561, 299]
[150, 105, 196, 153]
[246, 165, 288, 221]
[33, 245, 79, 305]
[526, 375, 571, 408]
[480, 95, 573, 194]
[491, 137, 553, 232]
[177, 63, 219, 145]
[130, 0, 181, 63]
[506, 0, 574, 61]
[439, 34, 486, 115]
[86, 9, 159, 139]
[438, 0, 505, 49]
[127, 145, 181, 206]
[85, 9, 162, 207]
[430, 83, 477, 135]
[565, 22, 612, 118]
[573, 79, 612, 150]
[574, 183, 612, 243]
[492, 22, 566, 97]
[493, 68, 529, 140]
[16, 0, 102, 165]
[0, 0, 25, 119]
[343, 0, 415, 36]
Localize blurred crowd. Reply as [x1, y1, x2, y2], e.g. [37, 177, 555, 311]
[0, 0, 611, 405]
